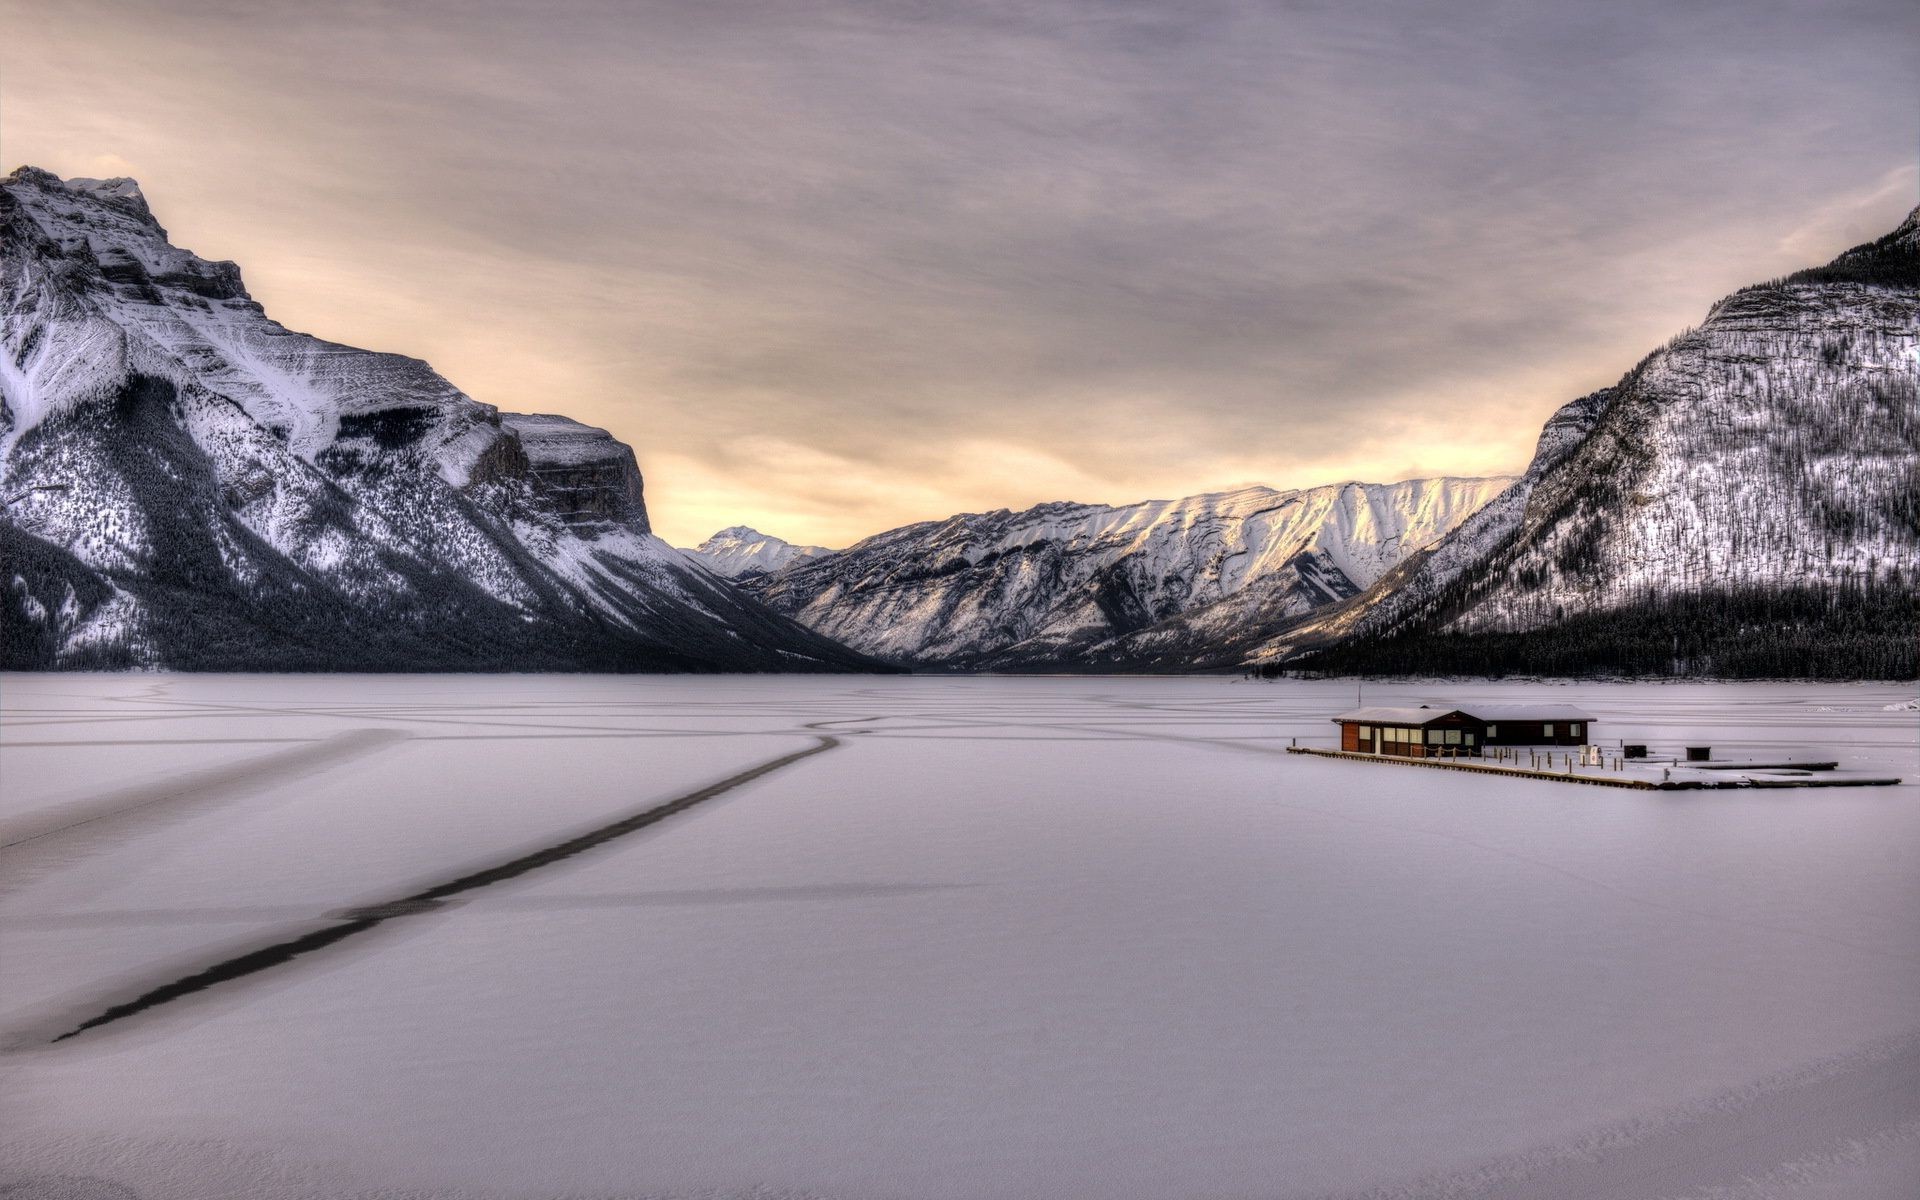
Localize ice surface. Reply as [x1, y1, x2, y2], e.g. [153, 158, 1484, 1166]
[1, 674, 1916, 1199]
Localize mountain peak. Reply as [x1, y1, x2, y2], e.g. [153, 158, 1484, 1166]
[4, 165, 62, 188]
[1276, 196, 1918, 678]
[65, 174, 150, 208]
[684, 526, 831, 578]
[0, 160, 872, 672]
[6, 166, 162, 229]
[1791, 202, 1920, 287]
[1890, 203, 1920, 247]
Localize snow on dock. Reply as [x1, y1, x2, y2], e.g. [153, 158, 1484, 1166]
[1286, 746, 1902, 789]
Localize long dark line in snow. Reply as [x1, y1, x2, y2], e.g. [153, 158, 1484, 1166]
[0, 728, 408, 852]
[44, 727, 860, 1044]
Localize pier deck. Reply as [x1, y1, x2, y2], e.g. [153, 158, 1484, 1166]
[1286, 747, 1901, 789]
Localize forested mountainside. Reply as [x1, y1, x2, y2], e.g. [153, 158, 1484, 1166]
[744, 477, 1513, 669]
[0, 167, 874, 671]
[682, 526, 831, 579]
[1273, 205, 1920, 680]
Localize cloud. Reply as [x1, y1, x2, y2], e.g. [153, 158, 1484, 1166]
[4, 0, 1915, 545]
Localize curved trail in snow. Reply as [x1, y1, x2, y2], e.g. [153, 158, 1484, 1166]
[0, 729, 409, 853]
[15, 720, 871, 1047]
[0, 729, 412, 903]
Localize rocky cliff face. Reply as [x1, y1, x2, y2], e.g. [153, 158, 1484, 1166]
[500, 414, 650, 533]
[744, 476, 1513, 669]
[1272, 206, 1920, 679]
[0, 167, 872, 672]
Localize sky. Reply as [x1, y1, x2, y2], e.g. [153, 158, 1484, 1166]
[2, 0, 1916, 547]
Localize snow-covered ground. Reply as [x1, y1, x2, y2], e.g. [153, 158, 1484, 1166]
[1, 674, 1916, 1200]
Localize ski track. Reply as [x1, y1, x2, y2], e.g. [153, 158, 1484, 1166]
[16, 724, 866, 1046]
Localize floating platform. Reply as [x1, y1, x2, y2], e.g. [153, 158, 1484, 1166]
[1656, 758, 1841, 772]
[1740, 773, 1905, 789]
[1286, 747, 1901, 790]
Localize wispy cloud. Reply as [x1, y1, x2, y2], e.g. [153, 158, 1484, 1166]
[4, 0, 1914, 544]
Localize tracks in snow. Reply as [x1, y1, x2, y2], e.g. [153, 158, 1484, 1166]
[19, 722, 867, 1046]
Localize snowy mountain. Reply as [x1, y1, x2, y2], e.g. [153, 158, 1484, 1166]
[743, 477, 1514, 668]
[0, 167, 874, 671]
[682, 526, 831, 579]
[1272, 205, 1920, 679]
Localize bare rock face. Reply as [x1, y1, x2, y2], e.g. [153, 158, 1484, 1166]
[500, 414, 650, 533]
[0, 167, 870, 672]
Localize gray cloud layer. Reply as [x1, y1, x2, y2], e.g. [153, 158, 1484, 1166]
[4, 0, 1915, 543]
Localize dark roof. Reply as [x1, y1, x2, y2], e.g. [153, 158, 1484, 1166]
[1465, 704, 1597, 722]
[1331, 703, 1598, 724]
[1331, 706, 1473, 724]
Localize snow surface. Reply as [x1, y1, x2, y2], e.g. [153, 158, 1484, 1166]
[2, 674, 1916, 1200]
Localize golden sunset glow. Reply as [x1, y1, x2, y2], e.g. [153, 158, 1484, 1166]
[5, 1, 1912, 546]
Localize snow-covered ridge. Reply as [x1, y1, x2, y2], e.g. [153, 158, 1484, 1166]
[745, 475, 1514, 667]
[682, 525, 833, 578]
[0, 166, 867, 671]
[1262, 204, 1920, 675]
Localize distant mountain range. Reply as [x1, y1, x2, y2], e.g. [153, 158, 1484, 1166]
[0, 167, 871, 671]
[717, 477, 1513, 670]
[6, 165, 1912, 676]
[697, 204, 1917, 678]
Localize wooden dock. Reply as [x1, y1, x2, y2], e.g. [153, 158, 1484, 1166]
[1284, 747, 1901, 790]
[1686, 760, 1839, 771]
[1288, 746, 1673, 788]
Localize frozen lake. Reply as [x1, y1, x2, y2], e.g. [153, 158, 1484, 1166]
[2, 674, 1916, 1199]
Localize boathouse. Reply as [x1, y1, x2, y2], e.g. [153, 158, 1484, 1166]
[1335, 706, 1485, 758]
[1469, 704, 1595, 747]
[1332, 703, 1597, 756]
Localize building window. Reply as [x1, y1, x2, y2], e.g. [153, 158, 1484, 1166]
[1571, 723, 1583, 739]
[1358, 725, 1372, 740]
[1464, 733, 1477, 746]
[1426, 729, 1442, 744]
[1543, 724, 1555, 737]
[1444, 729, 1461, 745]
[1486, 724, 1498, 738]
